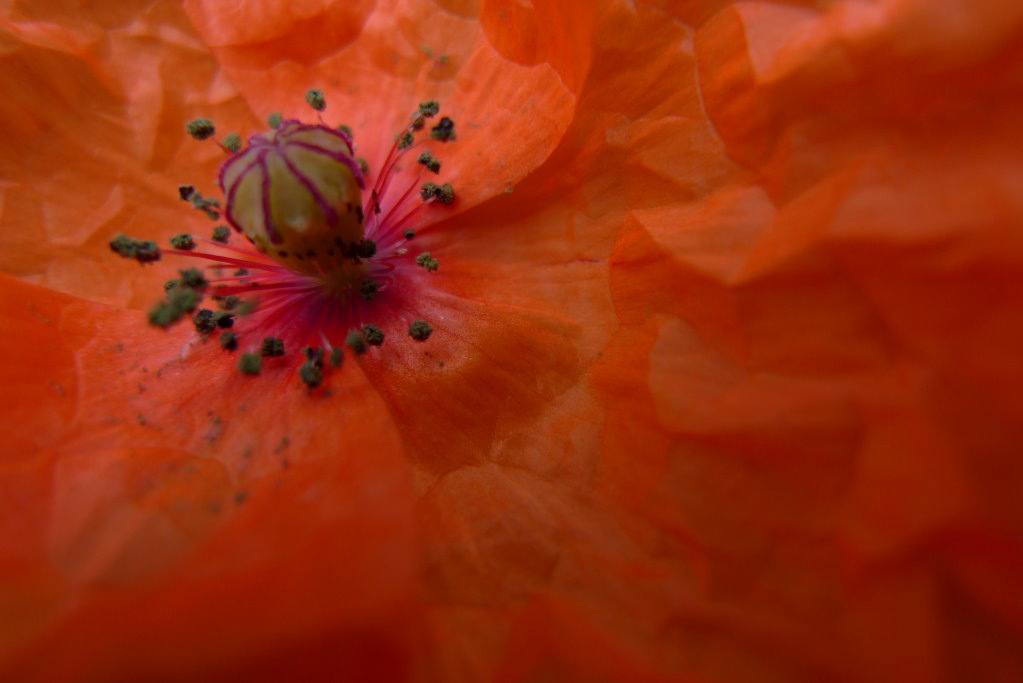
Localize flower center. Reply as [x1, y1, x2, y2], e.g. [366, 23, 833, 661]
[111, 91, 455, 388]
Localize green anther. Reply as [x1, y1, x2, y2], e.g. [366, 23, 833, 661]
[303, 346, 324, 367]
[110, 234, 161, 263]
[345, 329, 367, 355]
[212, 225, 230, 243]
[148, 301, 181, 328]
[298, 361, 323, 388]
[195, 196, 220, 209]
[418, 100, 440, 117]
[416, 252, 438, 272]
[236, 299, 257, 316]
[178, 185, 196, 201]
[170, 233, 196, 250]
[337, 124, 353, 138]
[420, 182, 440, 201]
[430, 116, 455, 142]
[220, 330, 238, 350]
[402, 229, 415, 240]
[436, 183, 455, 205]
[134, 240, 161, 263]
[179, 267, 207, 288]
[234, 268, 249, 276]
[163, 279, 179, 292]
[168, 285, 199, 313]
[267, 112, 283, 129]
[357, 158, 369, 175]
[329, 347, 343, 367]
[305, 88, 326, 112]
[186, 118, 216, 140]
[410, 115, 425, 131]
[409, 320, 433, 341]
[185, 190, 220, 220]
[223, 133, 242, 153]
[218, 295, 240, 311]
[362, 324, 385, 346]
[192, 309, 216, 335]
[260, 336, 285, 357]
[358, 278, 379, 301]
[356, 240, 377, 258]
[214, 311, 235, 329]
[397, 131, 414, 150]
[109, 233, 137, 258]
[417, 151, 441, 174]
[239, 352, 261, 375]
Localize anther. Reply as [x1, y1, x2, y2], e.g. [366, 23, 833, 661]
[418, 100, 440, 117]
[409, 320, 433, 341]
[218, 295, 240, 311]
[345, 329, 368, 355]
[110, 234, 161, 264]
[212, 226, 230, 243]
[356, 240, 377, 258]
[417, 151, 441, 174]
[186, 118, 216, 140]
[359, 279, 379, 301]
[436, 183, 455, 205]
[420, 182, 440, 201]
[416, 252, 439, 272]
[260, 337, 285, 357]
[298, 362, 322, 388]
[239, 352, 261, 375]
[220, 330, 239, 350]
[305, 88, 327, 112]
[303, 346, 325, 367]
[192, 309, 217, 335]
[179, 267, 207, 288]
[223, 133, 242, 153]
[430, 117, 455, 142]
[170, 234, 196, 250]
[362, 325, 385, 346]
[267, 112, 283, 129]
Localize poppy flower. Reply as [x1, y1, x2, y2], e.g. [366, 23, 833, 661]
[3, 0, 1023, 681]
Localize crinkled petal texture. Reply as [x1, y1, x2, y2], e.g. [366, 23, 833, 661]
[2, 0, 1023, 682]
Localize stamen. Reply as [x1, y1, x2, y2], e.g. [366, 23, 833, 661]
[170, 234, 196, 250]
[193, 309, 217, 335]
[260, 337, 285, 357]
[416, 252, 439, 272]
[430, 117, 455, 142]
[223, 133, 242, 153]
[362, 325, 385, 346]
[186, 118, 216, 140]
[239, 352, 261, 375]
[305, 88, 327, 112]
[220, 331, 239, 350]
[409, 320, 433, 341]
[345, 329, 368, 355]
[119, 93, 456, 388]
